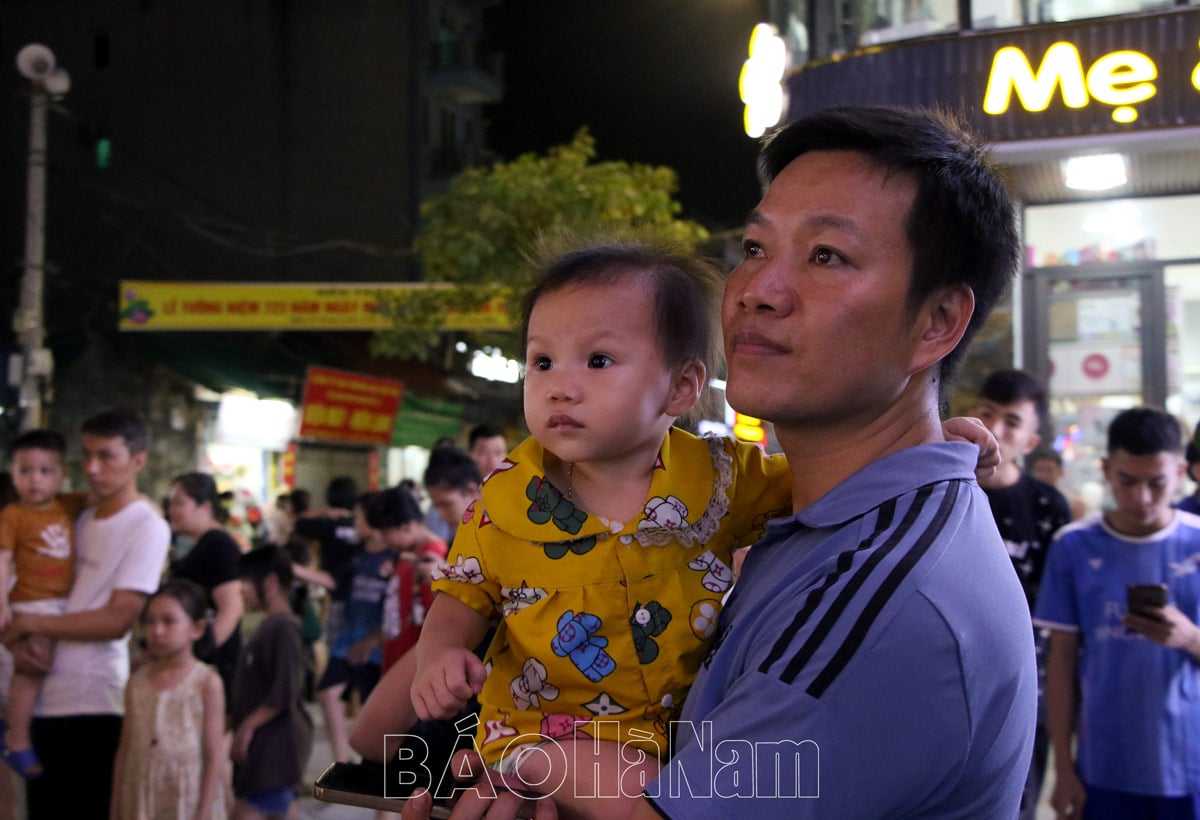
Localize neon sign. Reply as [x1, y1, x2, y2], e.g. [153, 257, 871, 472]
[983, 41, 1166, 123]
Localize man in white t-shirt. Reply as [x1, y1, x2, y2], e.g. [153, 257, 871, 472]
[3, 408, 169, 819]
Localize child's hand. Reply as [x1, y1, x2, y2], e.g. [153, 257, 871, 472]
[232, 723, 255, 763]
[412, 646, 487, 721]
[942, 416, 1000, 479]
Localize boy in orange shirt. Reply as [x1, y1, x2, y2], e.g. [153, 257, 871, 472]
[0, 429, 87, 778]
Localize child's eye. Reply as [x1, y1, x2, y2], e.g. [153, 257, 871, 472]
[588, 354, 613, 369]
[530, 355, 551, 371]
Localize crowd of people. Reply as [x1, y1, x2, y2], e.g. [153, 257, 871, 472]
[0, 104, 1199, 820]
[0, 407, 502, 819]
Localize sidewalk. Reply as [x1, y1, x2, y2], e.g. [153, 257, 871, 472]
[298, 701, 378, 820]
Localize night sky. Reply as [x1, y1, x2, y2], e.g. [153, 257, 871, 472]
[481, 0, 769, 231]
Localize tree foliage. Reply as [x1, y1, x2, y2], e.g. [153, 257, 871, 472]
[371, 130, 709, 360]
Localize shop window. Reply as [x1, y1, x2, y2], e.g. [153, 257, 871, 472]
[974, 0, 1174, 28]
[809, 0, 958, 56]
[1025, 194, 1200, 267]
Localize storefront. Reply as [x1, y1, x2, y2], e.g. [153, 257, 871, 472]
[764, 2, 1200, 494]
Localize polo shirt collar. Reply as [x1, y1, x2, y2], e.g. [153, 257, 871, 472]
[771, 441, 979, 531]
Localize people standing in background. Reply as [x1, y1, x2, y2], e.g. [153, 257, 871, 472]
[166, 471, 245, 702]
[111, 579, 225, 820]
[971, 370, 1072, 819]
[467, 424, 508, 480]
[421, 448, 482, 544]
[231, 547, 313, 820]
[314, 492, 390, 763]
[1037, 407, 1200, 818]
[1030, 448, 1088, 521]
[5, 408, 170, 819]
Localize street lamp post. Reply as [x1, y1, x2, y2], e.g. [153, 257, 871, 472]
[13, 43, 69, 431]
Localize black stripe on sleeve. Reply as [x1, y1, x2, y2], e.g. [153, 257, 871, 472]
[777, 486, 935, 686]
[758, 499, 897, 676]
[805, 480, 960, 698]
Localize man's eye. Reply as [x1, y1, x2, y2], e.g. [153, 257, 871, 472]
[741, 239, 763, 257]
[812, 247, 845, 265]
[588, 354, 613, 369]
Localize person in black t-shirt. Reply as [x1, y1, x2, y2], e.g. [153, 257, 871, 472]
[166, 472, 244, 702]
[973, 369, 1072, 820]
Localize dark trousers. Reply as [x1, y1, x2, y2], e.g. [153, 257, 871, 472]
[27, 714, 123, 820]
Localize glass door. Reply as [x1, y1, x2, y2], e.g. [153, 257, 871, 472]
[1022, 262, 1167, 504]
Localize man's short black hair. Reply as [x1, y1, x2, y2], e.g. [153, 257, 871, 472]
[758, 105, 1019, 385]
[468, 424, 505, 449]
[979, 370, 1049, 426]
[81, 408, 149, 454]
[326, 476, 358, 510]
[9, 429, 66, 460]
[423, 446, 482, 491]
[1107, 407, 1183, 457]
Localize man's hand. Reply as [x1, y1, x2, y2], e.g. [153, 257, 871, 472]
[0, 602, 11, 634]
[1050, 762, 1086, 819]
[411, 647, 488, 721]
[942, 416, 999, 479]
[1124, 604, 1200, 656]
[398, 751, 558, 820]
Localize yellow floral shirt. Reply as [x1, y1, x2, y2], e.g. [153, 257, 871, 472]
[432, 427, 791, 765]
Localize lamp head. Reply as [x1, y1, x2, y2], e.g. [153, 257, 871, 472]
[16, 43, 55, 80]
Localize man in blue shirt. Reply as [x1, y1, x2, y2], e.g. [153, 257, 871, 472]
[1036, 407, 1200, 819]
[401, 105, 1035, 819]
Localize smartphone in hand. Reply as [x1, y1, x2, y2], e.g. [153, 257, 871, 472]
[1127, 583, 1168, 622]
[313, 761, 452, 818]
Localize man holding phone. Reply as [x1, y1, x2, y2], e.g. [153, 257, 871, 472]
[1035, 407, 1200, 819]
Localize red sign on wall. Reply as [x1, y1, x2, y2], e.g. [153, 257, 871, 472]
[298, 366, 404, 446]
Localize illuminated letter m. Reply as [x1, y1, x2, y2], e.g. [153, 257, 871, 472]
[983, 42, 1089, 115]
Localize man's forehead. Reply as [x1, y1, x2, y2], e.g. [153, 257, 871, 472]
[82, 433, 130, 453]
[977, 397, 1038, 418]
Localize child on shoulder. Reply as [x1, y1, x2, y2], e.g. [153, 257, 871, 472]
[411, 237, 999, 803]
[0, 429, 88, 779]
[231, 547, 313, 820]
[111, 579, 226, 819]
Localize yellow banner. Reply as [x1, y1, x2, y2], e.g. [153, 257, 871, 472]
[118, 281, 510, 331]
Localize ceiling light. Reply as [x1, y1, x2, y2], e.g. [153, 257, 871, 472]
[1062, 154, 1127, 191]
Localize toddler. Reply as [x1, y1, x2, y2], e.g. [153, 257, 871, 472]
[0, 429, 87, 778]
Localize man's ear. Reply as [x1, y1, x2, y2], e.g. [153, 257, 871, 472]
[1021, 432, 1042, 457]
[908, 284, 975, 376]
[665, 358, 705, 418]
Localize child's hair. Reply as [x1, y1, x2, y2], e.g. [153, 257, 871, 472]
[283, 533, 312, 567]
[81, 408, 149, 454]
[144, 578, 215, 659]
[171, 471, 230, 524]
[1107, 406, 1183, 457]
[9, 429, 66, 461]
[423, 447, 482, 492]
[518, 237, 725, 421]
[365, 486, 422, 531]
[238, 545, 296, 608]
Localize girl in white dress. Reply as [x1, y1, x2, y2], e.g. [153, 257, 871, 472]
[111, 579, 226, 820]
